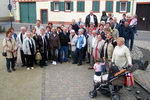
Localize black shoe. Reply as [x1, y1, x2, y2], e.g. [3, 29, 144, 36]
[78, 63, 82, 66]
[142, 61, 149, 70]
[40, 66, 44, 68]
[86, 61, 90, 64]
[7, 70, 11, 73]
[21, 64, 26, 67]
[72, 62, 77, 64]
[12, 68, 16, 71]
[43, 64, 48, 66]
[88, 67, 94, 69]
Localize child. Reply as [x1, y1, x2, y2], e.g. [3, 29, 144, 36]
[93, 59, 105, 76]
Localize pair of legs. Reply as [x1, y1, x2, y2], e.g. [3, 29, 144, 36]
[51, 48, 58, 61]
[26, 55, 34, 69]
[74, 48, 84, 65]
[60, 46, 69, 62]
[40, 52, 47, 67]
[125, 35, 134, 51]
[20, 50, 27, 66]
[6, 58, 16, 72]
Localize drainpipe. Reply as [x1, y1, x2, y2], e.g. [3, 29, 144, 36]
[132, 0, 136, 16]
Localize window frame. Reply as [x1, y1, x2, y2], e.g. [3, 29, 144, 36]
[53, 2, 60, 11]
[64, 1, 71, 11]
[120, 2, 127, 12]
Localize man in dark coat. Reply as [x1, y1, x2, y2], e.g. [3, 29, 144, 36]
[85, 10, 98, 27]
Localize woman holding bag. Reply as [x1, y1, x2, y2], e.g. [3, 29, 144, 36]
[3, 30, 18, 72]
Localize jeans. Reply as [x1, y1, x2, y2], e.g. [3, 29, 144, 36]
[125, 36, 134, 51]
[60, 46, 69, 62]
[6, 58, 15, 71]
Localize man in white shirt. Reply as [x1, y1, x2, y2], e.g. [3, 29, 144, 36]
[17, 27, 27, 67]
[35, 20, 44, 35]
[85, 10, 98, 27]
[73, 29, 86, 66]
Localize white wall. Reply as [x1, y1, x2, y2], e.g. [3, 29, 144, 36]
[136, 0, 150, 2]
[14, 0, 136, 24]
[0, 0, 10, 17]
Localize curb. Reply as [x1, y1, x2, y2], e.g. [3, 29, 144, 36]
[134, 77, 150, 95]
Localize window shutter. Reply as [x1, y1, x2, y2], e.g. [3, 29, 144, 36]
[77, 1, 85, 12]
[51, 2, 54, 11]
[127, 1, 131, 12]
[106, 1, 113, 12]
[116, 1, 120, 12]
[59, 2, 65, 11]
[71, 2, 73, 11]
[93, 1, 100, 12]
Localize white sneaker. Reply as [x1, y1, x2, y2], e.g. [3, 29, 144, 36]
[27, 68, 30, 70]
[54, 61, 57, 65]
[31, 67, 34, 70]
[52, 61, 55, 65]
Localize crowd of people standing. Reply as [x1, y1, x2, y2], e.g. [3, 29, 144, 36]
[2, 10, 138, 73]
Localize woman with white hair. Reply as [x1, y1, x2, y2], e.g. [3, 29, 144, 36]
[23, 32, 36, 70]
[69, 29, 78, 63]
[112, 37, 132, 69]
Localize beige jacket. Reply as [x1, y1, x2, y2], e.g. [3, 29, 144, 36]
[3, 38, 18, 58]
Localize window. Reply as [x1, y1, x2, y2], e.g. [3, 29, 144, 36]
[116, 1, 131, 13]
[54, 2, 59, 11]
[65, 2, 71, 11]
[77, 1, 85, 12]
[106, 1, 113, 12]
[120, 2, 127, 12]
[92, 1, 100, 12]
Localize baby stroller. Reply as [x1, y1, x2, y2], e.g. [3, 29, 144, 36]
[89, 63, 134, 100]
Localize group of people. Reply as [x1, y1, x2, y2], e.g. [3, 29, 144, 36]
[2, 10, 138, 73]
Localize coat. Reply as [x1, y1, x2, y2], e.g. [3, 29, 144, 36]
[22, 37, 36, 55]
[49, 32, 60, 49]
[17, 33, 26, 50]
[3, 38, 18, 58]
[69, 34, 78, 51]
[93, 39, 105, 60]
[102, 38, 117, 60]
[85, 14, 98, 27]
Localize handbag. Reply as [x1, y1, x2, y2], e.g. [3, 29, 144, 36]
[2, 39, 7, 57]
[124, 72, 134, 87]
[35, 51, 42, 61]
[2, 52, 7, 57]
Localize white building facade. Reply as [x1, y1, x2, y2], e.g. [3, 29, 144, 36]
[14, 0, 137, 24]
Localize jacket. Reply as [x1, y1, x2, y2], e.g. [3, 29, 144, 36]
[59, 32, 70, 46]
[49, 32, 60, 49]
[102, 38, 117, 60]
[3, 38, 18, 58]
[70, 34, 78, 51]
[17, 32, 26, 50]
[22, 37, 36, 55]
[85, 14, 98, 27]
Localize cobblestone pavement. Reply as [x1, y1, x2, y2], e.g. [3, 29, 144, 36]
[132, 40, 150, 92]
[0, 31, 150, 100]
[41, 62, 136, 100]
